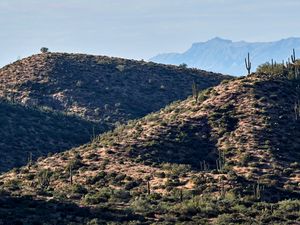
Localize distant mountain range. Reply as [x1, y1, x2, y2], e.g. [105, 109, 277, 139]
[150, 37, 300, 76]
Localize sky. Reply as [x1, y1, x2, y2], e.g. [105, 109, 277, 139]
[0, 0, 300, 67]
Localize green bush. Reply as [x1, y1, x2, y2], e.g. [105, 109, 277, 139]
[84, 188, 112, 204]
[72, 184, 88, 194]
[256, 62, 286, 75]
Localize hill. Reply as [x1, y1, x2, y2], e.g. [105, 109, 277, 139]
[0, 53, 229, 172]
[0, 100, 104, 172]
[150, 37, 300, 76]
[0, 52, 229, 123]
[0, 70, 299, 224]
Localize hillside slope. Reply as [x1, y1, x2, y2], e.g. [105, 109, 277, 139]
[0, 53, 229, 172]
[0, 100, 104, 172]
[0, 52, 229, 123]
[1, 72, 299, 224]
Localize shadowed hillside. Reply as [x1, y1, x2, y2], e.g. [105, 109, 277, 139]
[0, 53, 230, 173]
[0, 52, 230, 123]
[1, 71, 299, 224]
[0, 192, 145, 224]
[0, 100, 104, 172]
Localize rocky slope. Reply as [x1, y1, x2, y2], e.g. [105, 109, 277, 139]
[0, 53, 229, 173]
[0, 71, 299, 224]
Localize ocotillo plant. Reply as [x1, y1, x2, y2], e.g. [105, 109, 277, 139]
[245, 52, 251, 75]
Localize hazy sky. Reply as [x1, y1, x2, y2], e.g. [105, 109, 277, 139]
[0, 0, 300, 67]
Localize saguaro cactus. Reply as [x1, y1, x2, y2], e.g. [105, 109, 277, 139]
[295, 101, 300, 120]
[291, 49, 296, 63]
[219, 179, 226, 199]
[200, 160, 209, 171]
[27, 152, 33, 168]
[179, 189, 183, 202]
[147, 181, 151, 195]
[69, 165, 73, 185]
[245, 52, 251, 75]
[254, 181, 264, 200]
[216, 150, 225, 171]
[271, 59, 274, 69]
[192, 81, 199, 103]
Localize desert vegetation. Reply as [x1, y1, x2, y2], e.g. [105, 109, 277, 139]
[0, 54, 299, 223]
[0, 53, 229, 172]
[0, 51, 299, 224]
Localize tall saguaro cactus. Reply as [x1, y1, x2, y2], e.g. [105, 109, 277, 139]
[147, 181, 151, 195]
[216, 149, 225, 172]
[295, 101, 300, 120]
[192, 81, 199, 103]
[27, 152, 33, 168]
[291, 48, 296, 64]
[245, 52, 251, 75]
[69, 165, 73, 185]
[289, 49, 299, 79]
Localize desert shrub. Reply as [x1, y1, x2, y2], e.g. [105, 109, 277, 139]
[114, 174, 126, 182]
[110, 189, 131, 202]
[240, 153, 252, 166]
[278, 200, 300, 212]
[179, 63, 188, 68]
[215, 213, 247, 224]
[154, 171, 166, 178]
[86, 171, 107, 186]
[86, 219, 101, 225]
[4, 179, 21, 191]
[84, 188, 112, 204]
[67, 158, 84, 171]
[191, 175, 206, 186]
[130, 197, 154, 215]
[162, 163, 191, 176]
[256, 62, 286, 75]
[99, 159, 110, 170]
[36, 169, 52, 190]
[290, 162, 300, 169]
[124, 180, 140, 190]
[165, 178, 182, 188]
[116, 64, 125, 72]
[25, 173, 35, 180]
[40, 47, 49, 53]
[172, 196, 218, 218]
[72, 184, 88, 194]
